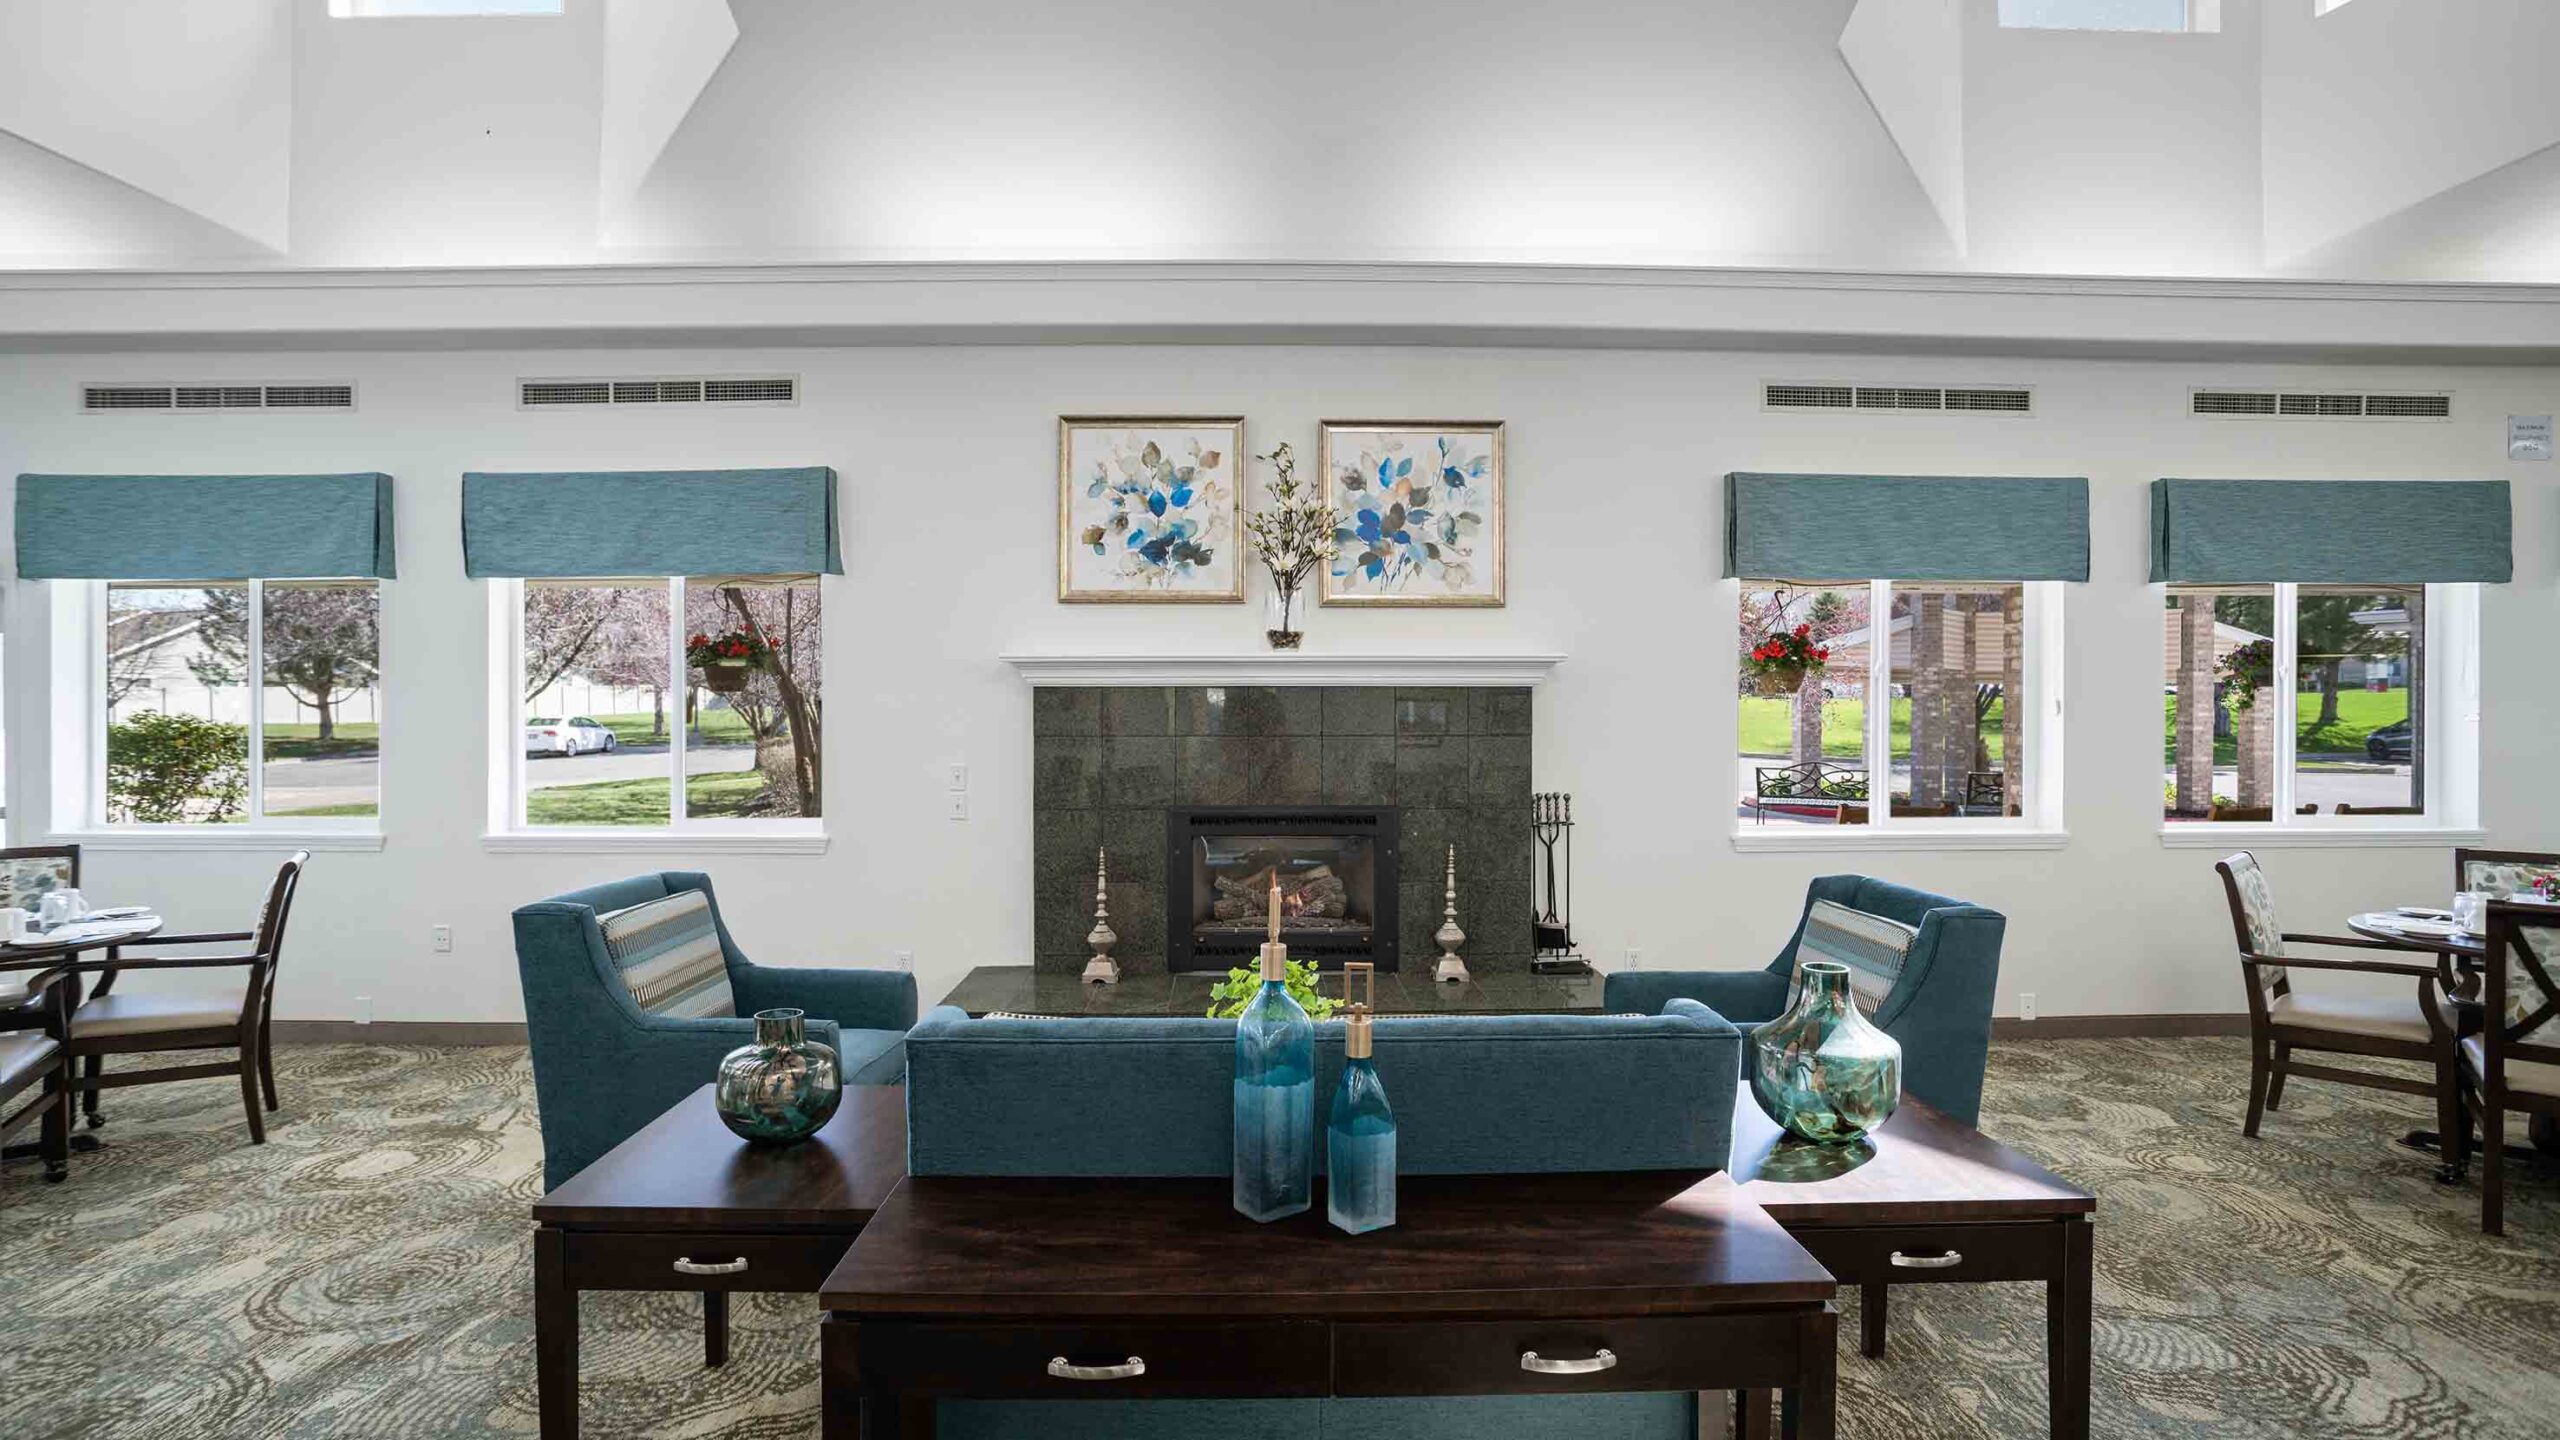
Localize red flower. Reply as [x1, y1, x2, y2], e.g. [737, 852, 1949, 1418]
[1815, 647, 1830, 660]
[1793, 623, 1811, 638]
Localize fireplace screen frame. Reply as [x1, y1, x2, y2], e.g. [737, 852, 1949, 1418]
[1164, 805, 1401, 974]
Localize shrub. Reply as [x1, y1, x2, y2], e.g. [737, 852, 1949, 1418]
[107, 711, 248, 823]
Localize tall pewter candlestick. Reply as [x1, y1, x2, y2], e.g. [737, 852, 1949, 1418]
[1082, 848, 1119, 985]
[1433, 844, 1470, 984]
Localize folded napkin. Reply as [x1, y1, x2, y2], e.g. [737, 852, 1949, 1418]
[36, 914, 163, 944]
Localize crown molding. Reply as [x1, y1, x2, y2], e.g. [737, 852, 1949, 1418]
[1001, 651, 1565, 688]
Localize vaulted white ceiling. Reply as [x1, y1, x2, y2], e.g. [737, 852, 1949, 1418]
[2, 0, 2556, 282]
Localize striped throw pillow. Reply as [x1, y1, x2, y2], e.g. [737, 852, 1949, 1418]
[599, 891, 734, 1019]
[1789, 900, 1918, 1016]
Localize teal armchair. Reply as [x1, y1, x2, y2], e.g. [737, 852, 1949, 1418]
[1605, 875, 2006, 1126]
[512, 871, 916, 1189]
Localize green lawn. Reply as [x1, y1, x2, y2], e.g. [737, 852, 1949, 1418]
[267, 801, 380, 818]
[525, 770, 768, 825]
[585, 710, 755, 747]
[264, 722, 379, 760]
[2155, 687, 2410, 766]
[1738, 697, 2007, 761]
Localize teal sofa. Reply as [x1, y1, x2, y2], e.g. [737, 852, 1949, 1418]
[902, 1001, 1744, 1440]
[1603, 876, 2005, 1126]
[512, 871, 916, 1189]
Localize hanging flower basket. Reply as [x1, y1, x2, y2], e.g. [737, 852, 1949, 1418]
[1745, 625, 1830, 698]
[687, 630, 769, 694]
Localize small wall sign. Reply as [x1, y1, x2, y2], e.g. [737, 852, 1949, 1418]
[2509, 414, 2553, 461]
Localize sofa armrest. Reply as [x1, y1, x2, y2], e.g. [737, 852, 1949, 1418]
[1603, 969, 1791, 1026]
[731, 964, 918, 1033]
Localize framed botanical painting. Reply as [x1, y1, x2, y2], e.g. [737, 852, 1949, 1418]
[1319, 420, 1506, 607]
[1057, 416, 1246, 603]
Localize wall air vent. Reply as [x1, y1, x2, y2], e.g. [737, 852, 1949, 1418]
[2191, 389, 2450, 421]
[518, 375, 798, 409]
[1764, 381, 2033, 415]
[84, 382, 355, 414]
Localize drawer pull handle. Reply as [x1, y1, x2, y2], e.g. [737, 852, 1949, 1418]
[1890, 1249, 1962, 1270]
[672, 1256, 749, 1277]
[1047, 1356, 1146, 1382]
[1520, 1349, 1618, 1376]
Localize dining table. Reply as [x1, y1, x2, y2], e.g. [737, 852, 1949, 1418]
[2342, 908, 2557, 1162]
[0, 913, 165, 1163]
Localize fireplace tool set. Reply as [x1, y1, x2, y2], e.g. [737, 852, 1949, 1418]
[1530, 792, 1589, 975]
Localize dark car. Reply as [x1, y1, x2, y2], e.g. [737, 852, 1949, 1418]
[2365, 719, 2413, 764]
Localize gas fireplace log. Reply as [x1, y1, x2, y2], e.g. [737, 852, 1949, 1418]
[1211, 866, 1347, 921]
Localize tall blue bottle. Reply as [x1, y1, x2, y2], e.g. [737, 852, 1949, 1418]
[1234, 908, 1314, 1222]
[1327, 962, 1397, 1234]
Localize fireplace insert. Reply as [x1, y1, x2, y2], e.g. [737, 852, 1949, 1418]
[1165, 806, 1400, 973]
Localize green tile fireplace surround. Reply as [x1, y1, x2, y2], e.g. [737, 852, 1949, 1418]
[1032, 684, 1536, 979]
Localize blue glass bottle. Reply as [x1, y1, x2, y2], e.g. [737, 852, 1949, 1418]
[1326, 963, 1396, 1234]
[1234, 938, 1314, 1222]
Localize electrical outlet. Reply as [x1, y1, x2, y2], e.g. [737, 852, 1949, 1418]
[946, 763, 969, 792]
[1624, 946, 1643, 970]
[2020, 991, 2038, 1022]
[431, 925, 453, 954]
[893, 949, 915, 973]
[354, 995, 373, 1026]
[947, 792, 969, 821]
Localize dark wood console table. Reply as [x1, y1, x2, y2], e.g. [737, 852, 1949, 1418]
[530, 1084, 906, 1440]
[820, 1172, 1840, 1440]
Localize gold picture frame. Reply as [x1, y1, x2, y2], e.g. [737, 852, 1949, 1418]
[1056, 415, 1247, 604]
[1318, 420, 1506, 608]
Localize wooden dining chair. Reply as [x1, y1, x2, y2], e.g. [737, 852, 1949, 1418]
[2216, 852, 2460, 1150]
[65, 852, 308, 1146]
[2450, 901, 2560, 1234]
[0, 963, 75, 1187]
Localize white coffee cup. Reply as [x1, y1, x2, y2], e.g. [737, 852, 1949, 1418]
[36, 889, 85, 930]
[0, 908, 30, 944]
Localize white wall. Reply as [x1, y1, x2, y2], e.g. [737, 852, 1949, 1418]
[3, 338, 2554, 1028]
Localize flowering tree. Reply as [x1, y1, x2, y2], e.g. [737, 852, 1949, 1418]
[685, 583, 822, 817]
[188, 585, 378, 740]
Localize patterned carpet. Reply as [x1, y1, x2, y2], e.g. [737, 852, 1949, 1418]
[2, 1038, 2555, 1440]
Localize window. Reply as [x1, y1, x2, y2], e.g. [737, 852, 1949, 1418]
[1998, 0, 2219, 32]
[505, 578, 821, 833]
[329, 1, 561, 16]
[102, 581, 381, 825]
[1738, 580, 2058, 836]
[2163, 583, 2465, 827]
[2314, 0, 2360, 14]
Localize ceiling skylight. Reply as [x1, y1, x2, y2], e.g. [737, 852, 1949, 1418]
[328, 0, 563, 16]
[1998, 0, 2219, 32]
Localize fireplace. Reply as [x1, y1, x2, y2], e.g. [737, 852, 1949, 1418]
[1165, 806, 1401, 973]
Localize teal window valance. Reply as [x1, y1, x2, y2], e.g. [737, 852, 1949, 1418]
[14, 473, 396, 580]
[1723, 473, 2089, 582]
[462, 467, 842, 579]
[2150, 479, 2511, 583]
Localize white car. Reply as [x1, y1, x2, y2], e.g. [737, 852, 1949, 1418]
[526, 716, 617, 756]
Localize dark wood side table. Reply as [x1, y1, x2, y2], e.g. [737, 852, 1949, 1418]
[530, 1083, 906, 1440]
[820, 1171, 1841, 1440]
[1724, 1095, 2097, 1440]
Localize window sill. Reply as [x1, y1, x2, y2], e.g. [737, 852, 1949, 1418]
[49, 828, 386, 853]
[481, 830, 830, 856]
[2159, 825, 2485, 850]
[1731, 827, 2069, 854]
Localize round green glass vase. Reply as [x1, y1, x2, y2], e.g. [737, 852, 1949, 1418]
[715, 1008, 842, 1144]
[1750, 961, 1901, 1143]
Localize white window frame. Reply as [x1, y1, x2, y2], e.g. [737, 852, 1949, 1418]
[484, 576, 827, 855]
[47, 579, 385, 850]
[2157, 582, 2482, 848]
[1998, 0, 2220, 33]
[1733, 579, 2068, 853]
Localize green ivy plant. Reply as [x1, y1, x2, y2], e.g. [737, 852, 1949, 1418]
[1205, 957, 1341, 1020]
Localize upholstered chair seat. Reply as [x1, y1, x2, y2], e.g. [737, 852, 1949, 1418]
[0, 1031, 59, 1091]
[2461, 1037, 2560, 1099]
[2268, 990, 2432, 1045]
[70, 994, 243, 1039]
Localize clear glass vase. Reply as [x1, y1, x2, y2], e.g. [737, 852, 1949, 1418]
[1264, 585, 1304, 650]
[714, 1008, 842, 1144]
[1750, 961, 1901, 1143]
[1233, 975, 1314, 1221]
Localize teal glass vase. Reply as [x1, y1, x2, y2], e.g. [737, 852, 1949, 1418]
[1326, 1053, 1397, 1234]
[1750, 961, 1901, 1143]
[1233, 971, 1315, 1222]
[714, 1008, 842, 1144]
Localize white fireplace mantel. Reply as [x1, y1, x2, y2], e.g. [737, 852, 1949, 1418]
[1001, 651, 1565, 687]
